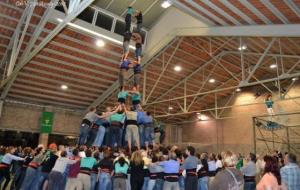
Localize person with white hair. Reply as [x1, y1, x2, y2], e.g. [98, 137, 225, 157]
[209, 151, 244, 190]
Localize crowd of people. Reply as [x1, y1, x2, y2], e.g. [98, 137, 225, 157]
[0, 143, 299, 190]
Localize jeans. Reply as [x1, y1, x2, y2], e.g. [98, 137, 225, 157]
[139, 125, 145, 147]
[11, 167, 26, 190]
[98, 172, 112, 190]
[78, 123, 90, 145]
[86, 127, 98, 146]
[244, 182, 256, 190]
[110, 126, 122, 147]
[37, 171, 49, 190]
[163, 181, 180, 190]
[125, 14, 131, 32]
[135, 46, 142, 58]
[104, 127, 110, 146]
[144, 126, 154, 145]
[48, 171, 64, 190]
[22, 167, 40, 190]
[198, 177, 208, 190]
[154, 179, 164, 190]
[147, 179, 156, 190]
[91, 173, 98, 190]
[142, 177, 150, 190]
[179, 176, 185, 190]
[93, 125, 106, 147]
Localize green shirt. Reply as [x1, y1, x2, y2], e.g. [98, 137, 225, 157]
[115, 162, 129, 174]
[118, 91, 128, 99]
[0, 155, 3, 163]
[131, 93, 141, 102]
[127, 7, 133, 15]
[110, 113, 125, 123]
[80, 157, 97, 169]
[236, 159, 243, 170]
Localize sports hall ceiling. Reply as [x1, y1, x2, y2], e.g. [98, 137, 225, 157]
[0, 0, 300, 123]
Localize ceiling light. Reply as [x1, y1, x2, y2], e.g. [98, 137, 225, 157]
[56, 18, 135, 50]
[292, 77, 298, 81]
[209, 78, 216, 83]
[238, 45, 247, 51]
[270, 64, 277, 69]
[161, 0, 171, 8]
[236, 88, 241, 92]
[168, 106, 173, 110]
[61, 84, 68, 90]
[198, 114, 209, 121]
[196, 112, 201, 115]
[96, 39, 105, 47]
[174, 65, 182, 72]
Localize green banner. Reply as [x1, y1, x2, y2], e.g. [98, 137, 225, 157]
[40, 112, 54, 133]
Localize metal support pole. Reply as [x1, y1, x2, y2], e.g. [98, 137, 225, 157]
[240, 37, 245, 81]
[0, 100, 3, 118]
[272, 130, 275, 150]
[286, 127, 290, 152]
[215, 93, 218, 119]
[278, 38, 285, 74]
[253, 117, 257, 154]
[275, 57, 282, 99]
[184, 80, 187, 112]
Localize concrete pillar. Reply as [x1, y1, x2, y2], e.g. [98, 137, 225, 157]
[38, 133, 49, 147]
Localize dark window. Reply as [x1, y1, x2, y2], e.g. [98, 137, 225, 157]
[0, 130, 39, 148]
[78, 7, 95, 24]
[96, 12, 113, 31]
[114, 20, 125, 36]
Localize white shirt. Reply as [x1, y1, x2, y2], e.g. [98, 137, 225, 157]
[52, 157, 76, 173]
[216, 160, 223, 169]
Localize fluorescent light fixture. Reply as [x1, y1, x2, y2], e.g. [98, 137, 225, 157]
[209, 78, 216, 83]
[236, 88, 241, 92]
[168, 106, 173, 110]
[56, 18, 135, 50]
[292, 77, 298, 81]
[61, 84, 68, 90]
[198, 114, 209, 121]
[270, 64, 277, 69]
[96, 39, 105, 47]
[238, 45, 247, 51]
[174, 65, 182, 72]
[161, 0, 171, 8]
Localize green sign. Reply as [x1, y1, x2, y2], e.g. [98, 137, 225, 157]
[40, 112, 54, 133]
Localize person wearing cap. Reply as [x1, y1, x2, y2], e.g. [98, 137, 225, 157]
[36, 143, 58, 190]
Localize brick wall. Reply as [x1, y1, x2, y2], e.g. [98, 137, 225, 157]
[0, 102, 83, 136]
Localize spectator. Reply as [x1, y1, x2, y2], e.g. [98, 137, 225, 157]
[197, 153, 209, 190]
[130, 151, 145, 190]
[209, 151, 244, 190]
[181, 146, 198, 190]
[241, 153, 257, 190]
[256, 155, 281, 190]
[280, 153, 300, 190]
[159, 152, 180, 190]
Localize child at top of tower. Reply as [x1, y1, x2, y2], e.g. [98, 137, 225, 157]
[134, 10, 143, 33]
[265, 94, 274, 116]
[125, 6, 134, 33]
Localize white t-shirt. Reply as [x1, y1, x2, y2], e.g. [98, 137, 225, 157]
[216, 160, 223, 169]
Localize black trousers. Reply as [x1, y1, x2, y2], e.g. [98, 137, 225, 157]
[125, 14, 131, 32]
[130, 176, 144, 190]
[185, 176, 198, 190]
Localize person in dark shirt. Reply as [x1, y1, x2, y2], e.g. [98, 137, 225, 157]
[98, 149, 114, 190]
[130, 151, 145, 190]
[125, 7, 133, 33]
[91, 151, 100, 190]
[37, 143, 58, 190]
[11, 147, 34, 190]
[134, 10, 143, 33]
[197, 153, 209, 190]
